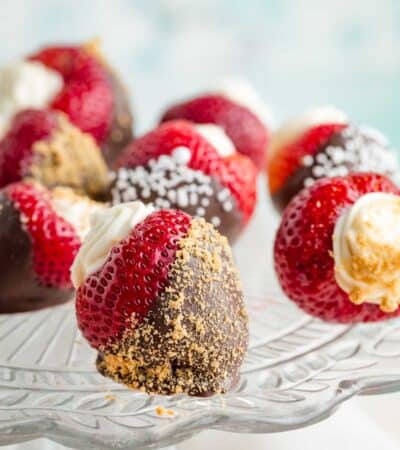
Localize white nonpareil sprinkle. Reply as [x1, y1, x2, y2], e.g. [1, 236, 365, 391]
[217, 189, 230, 202]
[302, 155, 314, 167]
[111, 146, 237, 228]
[177, 188, 189, 208]
[172, 146, 192, 165]
[211, 216, 221, 227]
[223, 201, 233, 212]
[196, 207, 206, 217]
[300, 125, 398, 187]
[304, 177, 315, 187]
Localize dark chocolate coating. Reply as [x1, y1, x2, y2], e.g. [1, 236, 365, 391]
[272, 125, 396, 212]
[110, 164, 243, 244]
[271, 160, 316, 212]
[97, 219, 248, 396]
[102, 69, 133, 166]
[0, 193, 73, 313]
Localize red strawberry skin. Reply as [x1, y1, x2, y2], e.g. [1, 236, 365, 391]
[116, 120, 257, 222]
[6, 181, 80, 288]
[274, 173, 400, 323]
[268, 123, 346, 195]
[76, 209, 191, 349]
[0, 109, 57, 187]
[30, 46, 113, 143]
[161, 94, 269, 170]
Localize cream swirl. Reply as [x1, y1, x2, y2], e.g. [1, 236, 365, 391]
[195, 123, 236, 157]
[0, 60, 62, 138]
[333, 192, 400, 312]
[71, 202, 154, 289]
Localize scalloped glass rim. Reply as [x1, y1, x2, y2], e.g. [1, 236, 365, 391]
[1, 288, 400, 450]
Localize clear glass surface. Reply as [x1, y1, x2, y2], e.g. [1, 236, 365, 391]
[1, 190, 400, 449]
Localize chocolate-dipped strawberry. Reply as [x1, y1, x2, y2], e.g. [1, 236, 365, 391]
[267, 107, 398, 212]
[80, 39, 133, 163]
[0, 109, 109, 199]
[29, 42, 132, 165]
[72, 202, 248, 396]
[0, 181, 102, 313]
[0, 41, 132, 165]
[110, 120, 257, 244]
[160, 81, 270, 170]
[274, 172, 400, 323]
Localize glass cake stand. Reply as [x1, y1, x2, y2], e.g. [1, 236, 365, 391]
[1, 191, 400, 449]
[2, 288, 400, 449]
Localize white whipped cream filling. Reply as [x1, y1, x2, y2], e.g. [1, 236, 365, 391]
[271, 106, 348, 155]
[71, 202, 154, 289]
[216, 77, 274, 128]
[195, 123, 235, 157]
[51, 188, 103, 240]
[333, 192, 400, 311]
[0, 60, 63, 138]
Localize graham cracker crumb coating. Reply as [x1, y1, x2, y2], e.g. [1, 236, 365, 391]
[30, 113, 109, 199]
[345, 208, 400, 312]
[97, 218, 249, 396]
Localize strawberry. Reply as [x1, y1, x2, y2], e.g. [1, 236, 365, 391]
[5, 181, 81, 288]
[274, 173, 400, 323]
[267, 108, 398, 212]
[76, 209, 191, 348]
[30, 46, 113, 144]
[0, 109, 56, 187]
[161, 94, 269, 170]
[268, 123, 346, 195]
[115, 120, 257, 225]
[74, 204, 248, 395]
[0, 108, 109, 199]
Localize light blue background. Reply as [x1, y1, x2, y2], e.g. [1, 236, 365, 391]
[1, 0, 399, 145]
